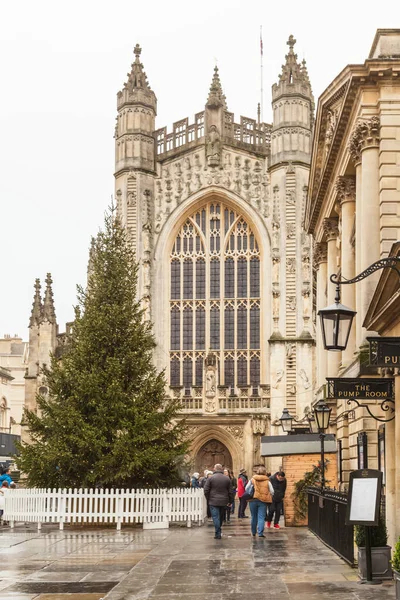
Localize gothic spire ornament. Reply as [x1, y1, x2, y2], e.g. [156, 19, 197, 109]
[29, 279, 43, 327]
[124, 43, 152, 91]
[206, 66, 227, 109]
[42, 273, 56, 324]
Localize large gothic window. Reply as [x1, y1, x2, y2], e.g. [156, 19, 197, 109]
[169, 201, 261, 390]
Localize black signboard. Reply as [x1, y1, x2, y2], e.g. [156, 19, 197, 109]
[368, 337, 400, 367]
[346, 469, 382, 526]
[326, 378, 394, 400]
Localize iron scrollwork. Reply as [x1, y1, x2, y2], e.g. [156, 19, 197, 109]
[330, 257, 400, 287]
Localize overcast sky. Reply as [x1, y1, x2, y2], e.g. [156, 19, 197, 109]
[0, 1, 397, 339]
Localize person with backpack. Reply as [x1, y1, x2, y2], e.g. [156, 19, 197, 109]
[237, 468, 249, 519]
[247, 466, 274, 537]
[190, 472, 200, 488]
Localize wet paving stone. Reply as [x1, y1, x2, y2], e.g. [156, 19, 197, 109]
[0, 521, 396, 599]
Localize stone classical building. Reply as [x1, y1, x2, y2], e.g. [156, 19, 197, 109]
[0, 334, 28, 435]
[113, 35, 315, 474]
[305, 29, 400, 544]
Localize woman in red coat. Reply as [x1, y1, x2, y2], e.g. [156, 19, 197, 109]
[237, 468, 249, 518]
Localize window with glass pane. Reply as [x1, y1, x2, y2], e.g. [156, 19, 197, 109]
[196, 307, 205, 349]
[250, 258, 260, 297]
[182, 307, 193, 350]
[237, 305, 247, 349]
[170, 357, 180, 386]
[250, 356, 260, 386]
[183, 260, 193, 299]
[250, 305, 260, 349]
[183, 357, 192, 393]
[210, 260, 220, 298]
[171, 307, 180, 350]
[225, 258, 234, 297]
[225, 356, 234, 387]
[224, 306, 234, 349]
[210, 306, 220, 349]
[238, 356, 247, 386]
[196, 260, 205, 298]
[237, 258, 248, 297]
[195, 357, 203, 386]
[171, 260, 180, 299]
[169, 202, 261, 391]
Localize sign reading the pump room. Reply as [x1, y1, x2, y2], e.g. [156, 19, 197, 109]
[368, 337, 400, 367]
[326, 378, 394, 400]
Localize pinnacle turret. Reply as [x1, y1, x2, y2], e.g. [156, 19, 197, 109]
[123, 44, 152, 92]
[29, 279, 43, 328]
[206, 66, 227, 109]
[278, 35, 307, 85]
[42, 273, 56, 324]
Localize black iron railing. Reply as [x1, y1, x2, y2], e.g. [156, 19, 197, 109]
[308, 487, 354, 565]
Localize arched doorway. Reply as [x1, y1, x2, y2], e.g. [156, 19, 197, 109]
[195, 439, 233, 473]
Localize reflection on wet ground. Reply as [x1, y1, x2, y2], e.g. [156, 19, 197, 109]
[0, 518, 395, 599]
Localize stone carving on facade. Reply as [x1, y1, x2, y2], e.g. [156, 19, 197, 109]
[313, 242, 327, 267]
[288, 296, 296, 311]
[323, 217, 339, 242]
[204, 353, 217, 413]
[225, 425, 244, 448]
[335, 176, 356, 205]
[286, 257, 296, 273]
[299, 368, 311, 389]
[348, 116, 380, 165]
[324, 108, 338, 156]
[273, 369, 284, 388]
[252, 417, 266, 435]
[286, 223, 296, 238]
[206, 125, 221, 168]
[286, 189, 295, 205]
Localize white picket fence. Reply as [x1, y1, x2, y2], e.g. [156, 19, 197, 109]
[3, 487, 207, 530]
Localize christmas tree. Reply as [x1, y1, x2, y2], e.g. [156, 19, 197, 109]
[17, 208, 188, 488]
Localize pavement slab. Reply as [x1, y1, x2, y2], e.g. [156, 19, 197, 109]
[0, 519, 396, 599]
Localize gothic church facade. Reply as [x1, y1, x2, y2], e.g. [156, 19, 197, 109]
[26, 36, 316, 474]
[114, 36, 315, 473]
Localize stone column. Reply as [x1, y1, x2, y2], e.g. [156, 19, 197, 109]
[395, 375, 400, 541]
[314, 242, 328, 388]
[349, 130, 362, 350]
[385, 403, 396, 546]
[323, 218, 340, 377]
[336, 176, 356, 366]
[349, 117, 380, 346]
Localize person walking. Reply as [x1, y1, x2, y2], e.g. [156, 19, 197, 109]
[0, 481, 9, 525]
[228, 469, 237, 516]
[0, 468, 12, 486]
[248, 466, 274, 538]
[237, 468, 249, 519]
[266, 471, 287, 529]
[204, 464, 234, 539]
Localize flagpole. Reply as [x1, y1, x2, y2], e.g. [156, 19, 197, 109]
[260, 25, 264, 124]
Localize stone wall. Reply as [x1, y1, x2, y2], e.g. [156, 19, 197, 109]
[282, 452, 338, 526]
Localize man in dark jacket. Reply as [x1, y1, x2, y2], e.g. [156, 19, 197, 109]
[266, 471, 287, 529]
[204, 464, 234, 539]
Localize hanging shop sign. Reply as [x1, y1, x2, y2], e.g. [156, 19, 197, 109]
[326, 378, 394, 400]
[368, 337, 400, 367]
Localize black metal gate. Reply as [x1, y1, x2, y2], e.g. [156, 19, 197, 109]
[308, 487, 354, 565]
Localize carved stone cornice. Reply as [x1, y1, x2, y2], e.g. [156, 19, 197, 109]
[348, 116, 380, 165]
[313, 242, 328, 266]
[335, 176, 356, 205]
[323, 217, 339, 242]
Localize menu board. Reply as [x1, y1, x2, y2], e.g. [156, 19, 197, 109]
[349, 478, 378, 522]
[346, 469, 382, 526]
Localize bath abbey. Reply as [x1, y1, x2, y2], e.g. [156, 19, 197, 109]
[24, 35, 316, 474]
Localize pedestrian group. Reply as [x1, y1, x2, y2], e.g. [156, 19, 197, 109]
[197, 464, 286, 539]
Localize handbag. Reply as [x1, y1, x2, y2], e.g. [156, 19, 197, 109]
[242, 479, 254, 501]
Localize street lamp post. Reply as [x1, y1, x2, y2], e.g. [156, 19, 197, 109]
[279, 400, 332, 492]
[318, 257, 400, 352]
